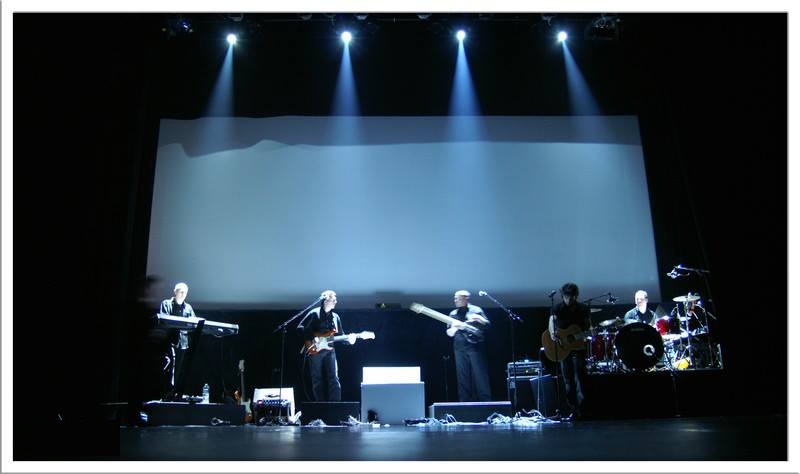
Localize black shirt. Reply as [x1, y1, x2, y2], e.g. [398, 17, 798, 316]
[302, 307, 344, 345]
[553, 301, 591, 331]
[448, 304, 489, 348]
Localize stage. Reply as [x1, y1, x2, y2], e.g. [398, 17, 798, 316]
[114, 415, 785, 461]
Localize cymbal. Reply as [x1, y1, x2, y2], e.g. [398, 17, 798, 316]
[672, 294, 701, 303]
[662, 331, 688, 341]
[598, 318, 620, 327]
[590, 308, 603, 313]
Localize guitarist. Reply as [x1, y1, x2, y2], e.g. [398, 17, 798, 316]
[300, 290, 354, 401]
[548, 282, 591, 421]
[447, 290, 491, 402]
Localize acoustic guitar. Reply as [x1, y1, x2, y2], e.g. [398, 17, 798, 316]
[541, 325, 595, 362]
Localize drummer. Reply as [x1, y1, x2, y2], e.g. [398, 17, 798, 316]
[622, 290, 657, 327]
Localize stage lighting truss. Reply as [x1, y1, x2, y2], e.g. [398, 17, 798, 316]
[162, 15, 193, 38]
[584, 14, 620, 41]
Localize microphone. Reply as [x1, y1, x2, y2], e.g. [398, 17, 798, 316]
[478, 290, 488, 297]
[666, 269, 679, 279]
[548, 290, 557, 298]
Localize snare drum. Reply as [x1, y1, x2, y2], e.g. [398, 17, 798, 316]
[615, 322, 664, 371]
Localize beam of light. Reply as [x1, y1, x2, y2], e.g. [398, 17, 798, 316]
[331, 40, 360, 117]
[448, 36, 483, 141]
[329, 35, 362, 148]
[561, 41, 606, 138]
[446, 34, 492, 189]
[198, 44, 235, 152]
[226, 33, 237, 45]
[327, 39, 366, 215]
[341, 31, 352, 44]
[205, 45, 234, 117]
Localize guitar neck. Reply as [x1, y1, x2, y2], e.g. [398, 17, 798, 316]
[330, 332, 367, 342]
[410, 303, 460, 325]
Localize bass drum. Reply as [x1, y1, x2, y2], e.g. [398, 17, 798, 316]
[615, 322, 664, 371]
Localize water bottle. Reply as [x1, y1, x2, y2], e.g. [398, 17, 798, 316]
[202, 383, 210, 404]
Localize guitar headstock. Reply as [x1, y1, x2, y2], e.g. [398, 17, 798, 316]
[359, 331, 376, 340]
[409, 302, 425, 314]
[238, 359, 245, 373]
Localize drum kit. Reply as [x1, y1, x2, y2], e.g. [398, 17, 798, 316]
[587, 293, 723, 373]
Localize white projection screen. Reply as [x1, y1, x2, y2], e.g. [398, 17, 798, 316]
[147, 116, 661, 309]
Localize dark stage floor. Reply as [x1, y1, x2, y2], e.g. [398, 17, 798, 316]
[115, 415, 786, 461]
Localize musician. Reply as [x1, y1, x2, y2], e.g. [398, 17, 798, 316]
[447, 290, 491, 402]
[159, 282, 195, 395]
[623, 290, 656, 326]
[301, 290, 355, 402]
[548, 282, 590, 421]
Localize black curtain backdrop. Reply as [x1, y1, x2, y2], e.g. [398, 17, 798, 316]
[12, 14, 786, 457]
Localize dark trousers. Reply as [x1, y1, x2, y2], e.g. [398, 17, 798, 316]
[559, 350, 587, 414]
[454, 344, 491, 402]
[162, 345, 186, 399]
[308, 350, 341, 401]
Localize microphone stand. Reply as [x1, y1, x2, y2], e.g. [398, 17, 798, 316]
[273, 296, 323, 423]
[580, 292, 613, 307]
[548, 292, 561, 418]
[480, 292, 522, 415]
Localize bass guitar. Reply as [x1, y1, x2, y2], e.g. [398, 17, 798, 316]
[541, 325, 595, 362]
[302, 330, 375, 356]
[409, 302, 485, 343]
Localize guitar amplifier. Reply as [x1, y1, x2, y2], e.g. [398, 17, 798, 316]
[506, 360, 543, 377]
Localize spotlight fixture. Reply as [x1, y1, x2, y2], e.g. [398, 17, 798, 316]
[298, 13, 313, 21]
[162, 15, 194, 38]
[227, 33, 238, 45]
[417, 13, 432, 20]
[585, 14, 620, 41]
[557, 30, 568, 42]
[456, 29, 466, 41]
[341, 31, 352, 44]
[354, 13, 369, 21]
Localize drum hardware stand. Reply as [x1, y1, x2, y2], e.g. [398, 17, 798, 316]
[582, 292, 618, 374]
[668, 264, 721, 369]
[681, 299, 694, 368]
[693, 302, 721, 369]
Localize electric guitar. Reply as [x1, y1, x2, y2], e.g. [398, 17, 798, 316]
[541, 325, 596, 362]
[302, 330, 375, 356]
[409, 302, 485, 343]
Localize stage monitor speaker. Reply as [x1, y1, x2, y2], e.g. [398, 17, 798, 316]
[360, 383, 425, 424]
[508, 375, 563, 417]
[299, 401, 360, 425]
[143, 401, 246, 426]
